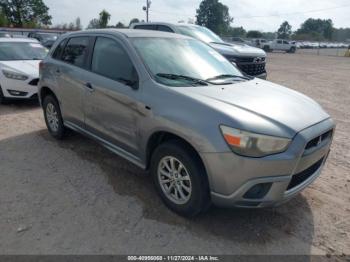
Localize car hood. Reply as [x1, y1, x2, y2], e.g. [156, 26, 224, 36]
[176, 79, 329, 136]
[210, 42, 266, 57]
[0, 60, 40, 78]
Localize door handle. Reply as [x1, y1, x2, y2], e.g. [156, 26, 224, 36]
[55, 68, 61, 75]
[85, 82, 94, 92]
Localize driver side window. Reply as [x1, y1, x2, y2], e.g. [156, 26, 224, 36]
[91, 37, 138, 85]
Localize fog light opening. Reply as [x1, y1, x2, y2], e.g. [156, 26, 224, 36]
[243, 183, 272, 199]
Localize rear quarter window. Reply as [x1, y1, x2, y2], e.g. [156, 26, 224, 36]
[61, 37, 89, 68]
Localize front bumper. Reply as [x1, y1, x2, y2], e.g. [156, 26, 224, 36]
[200, 118, 334, 208]
[1, 77, 39, 100]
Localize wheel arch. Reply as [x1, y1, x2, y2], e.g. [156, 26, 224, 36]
[145, 131, 207, 174]
[40, 86, 58, 105]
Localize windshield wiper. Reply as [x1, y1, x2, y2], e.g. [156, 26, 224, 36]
[206, 74, 251, 81]
[156, 73, 209, 86]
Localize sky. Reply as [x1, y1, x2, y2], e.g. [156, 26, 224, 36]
[44, 0, 350, 32]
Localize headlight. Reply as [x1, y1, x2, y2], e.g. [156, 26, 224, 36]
[220, 125, 291, 157]
[2, 70, 28, 81]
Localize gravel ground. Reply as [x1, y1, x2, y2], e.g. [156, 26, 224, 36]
[0, 53, 349, 255]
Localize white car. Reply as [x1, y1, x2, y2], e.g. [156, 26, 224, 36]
[0, 38, 48, 103]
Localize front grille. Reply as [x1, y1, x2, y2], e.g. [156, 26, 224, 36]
[237, 63, 266, 76]
[224, 55, 266, 77]
[305, 129, 333, 150]
[28, 78, 39, 86]
[287, 157, 324, 190]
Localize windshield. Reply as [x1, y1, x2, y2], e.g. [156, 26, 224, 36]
[0, 42, 48, 61]
[177, 26, 224, 44]
[132, 38, 243, 86]
[39, 33, 58, 40]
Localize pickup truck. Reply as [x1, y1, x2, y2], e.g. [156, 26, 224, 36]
[263, 39, 296, 53]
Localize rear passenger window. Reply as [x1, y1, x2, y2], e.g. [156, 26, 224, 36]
[134, 25, 157, 31]
[92, 37, 137, 83]
[277, 40, 282, 44]
[157, 25, 173, 32]
[52, 39, 67, 59]
[61, 37, 89, 68]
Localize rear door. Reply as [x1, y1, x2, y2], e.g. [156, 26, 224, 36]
[83, 36, 142, 157]
[52, 36, 92, 127]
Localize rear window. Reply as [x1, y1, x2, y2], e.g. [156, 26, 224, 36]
[134, 25, 157, 31]
[52, 39, 67, 59]
[61, 37, 89, 68]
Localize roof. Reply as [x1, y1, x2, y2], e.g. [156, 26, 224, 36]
[131, 22, 200, 28]
[0, 37, 39, 43]
[65, 29, 191, 39]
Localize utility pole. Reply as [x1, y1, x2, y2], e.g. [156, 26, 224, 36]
[143, 0, 151, 22]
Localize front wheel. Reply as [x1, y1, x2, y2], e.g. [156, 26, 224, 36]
[43, 95, 66, 139]
[150, 141, 211, 217]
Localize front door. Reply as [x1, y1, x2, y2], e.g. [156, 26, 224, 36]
[83, 36, 142, 157]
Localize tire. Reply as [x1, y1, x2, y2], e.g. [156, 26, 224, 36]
[289, 47, 296, 53]
[150, 140, 211, 217]
[43, 95, 66, 139]
[263, 46, 271, 52]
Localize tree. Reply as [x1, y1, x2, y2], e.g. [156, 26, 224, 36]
[87, 18, 100, 29]
[246, 30, 263, 38]
[75, 17, 82, 30]
[196, 0, 233, 35]
[277, 21, 292, 39]
[296, 18, 333, 40]
[0, 0, 52, 27]
[228, 26, 246, 37]
[99, 9, 110, 28]
[0, 9, 8, 26]
[129, 18, 139, 27]
[116, 22, 125, 28]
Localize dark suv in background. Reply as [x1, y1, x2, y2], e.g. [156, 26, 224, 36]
[130, 22, 267, 79]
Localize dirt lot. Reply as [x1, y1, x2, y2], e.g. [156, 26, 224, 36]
[0, 53, 349, 255]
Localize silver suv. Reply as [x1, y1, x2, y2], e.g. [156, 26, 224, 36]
[130, 23, 267, 79]
[39, 29, 334, 217]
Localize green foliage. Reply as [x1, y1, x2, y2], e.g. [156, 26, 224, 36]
[0, 0, 52, 27]
[0, 8, 8, 26]
[227, 26, 246, 37]
[196, 0, 233, 35]
[277, 21, 292, 39]
[261, 32, 276, 40]
[246, 30, 263, 38]
[87, 18, 100, 29]
[296, 18, 333, 40]
[332, 28, 350, 42]
[129, 18, 140, 27]
[99, 9, 110, 28]
[116, 22, 125, 28]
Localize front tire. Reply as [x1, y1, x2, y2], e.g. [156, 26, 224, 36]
[43, 95, 66, 139]
[150, 141, 211, 217]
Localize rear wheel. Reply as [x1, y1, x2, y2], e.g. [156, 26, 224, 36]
[43, 95, 66, 139]
[150, 141, 211, 217]
[288, 47, 296, 53]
